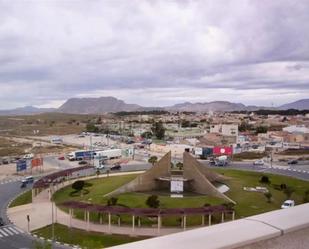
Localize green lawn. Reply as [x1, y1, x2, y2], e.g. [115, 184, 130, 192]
[32, 223, 145, 249]
[53, 170, 309, 226]
[9, 189, 32, 208]
[212, 168, 309, 217]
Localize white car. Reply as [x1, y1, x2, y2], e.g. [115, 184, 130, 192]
[281, 200, 295, 209]
[95, 164, 105, 170]
[253, 159, 264, 165]
[23, 153, 34, 160]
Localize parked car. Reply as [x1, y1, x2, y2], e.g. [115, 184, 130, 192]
[58, 156, 65, 160]
[78, 160, 88, 165]
[281, 200, 295, 209]
[253, 159, 264, 165]
[2, 158, 9, 164]
[288, 160, 298, 165]
[0, 217, 4, 226]
[110, 164, 121, 171]
[23, 153, 34, 160]
[20, 181, 27, 188]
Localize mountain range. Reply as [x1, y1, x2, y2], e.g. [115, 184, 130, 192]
[0, 97, 308, 116]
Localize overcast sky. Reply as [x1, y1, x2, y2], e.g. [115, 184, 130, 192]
[0, 0, 309, 109]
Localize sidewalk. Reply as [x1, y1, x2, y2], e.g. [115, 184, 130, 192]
[7, 174, 185, 237]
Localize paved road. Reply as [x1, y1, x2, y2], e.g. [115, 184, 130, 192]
[0, 181, 69, 249]
[202, 161, 309, 181]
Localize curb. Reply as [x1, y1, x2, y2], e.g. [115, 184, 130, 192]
[30, 232, 82, 249]
[6, 188, 31, 224]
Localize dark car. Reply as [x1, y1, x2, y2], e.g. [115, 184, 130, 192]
[2, 158, 9, 164]
[78, 160, 88, 165]
[58, 156, 65, 160]
[110, 164, 121, 171]
[288, 160, 298, 165]
[0, 217, 5, 226]
[20, 181, 27, 188]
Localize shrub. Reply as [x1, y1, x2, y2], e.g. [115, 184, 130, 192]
[222, 202, 235, 210]
[72, 180, 85, 192]
[260, 175, 270, 184]
[146, 195, 160, 208]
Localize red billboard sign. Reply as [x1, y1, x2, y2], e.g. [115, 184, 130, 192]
[31, 158, 43, 168]
[213, 146, 233, 155]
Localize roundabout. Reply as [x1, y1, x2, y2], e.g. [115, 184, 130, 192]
[49, 153, 309, 232]
[5, 155, 309, 248]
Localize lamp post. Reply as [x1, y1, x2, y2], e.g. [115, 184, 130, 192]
[50, 183, 55, 242]
[52, 200, 55, 241]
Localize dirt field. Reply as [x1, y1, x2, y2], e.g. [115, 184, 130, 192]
[0, 113, 98, 136]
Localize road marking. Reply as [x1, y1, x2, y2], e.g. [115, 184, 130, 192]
[3, 227, 14, 236]
[8, 226, 20, 234]
[0, 229, 8, 237]
[13, 226, 25, 233]
[0, 225, 23, 237]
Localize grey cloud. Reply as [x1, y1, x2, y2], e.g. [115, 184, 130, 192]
[0, 0, 308, 108]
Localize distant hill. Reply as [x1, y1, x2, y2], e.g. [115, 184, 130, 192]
[278, 99, 309, 110]
[1, 97, 308, 116]
[0, 106, 56, 116]
[58, 96, 141, 114]
[165, 101, 262, 112]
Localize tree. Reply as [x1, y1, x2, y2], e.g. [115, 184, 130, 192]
[151, 121, 165, 139]
[264, 192, 272, 203]
[72, 180, 85, 192]
[181, 120, 190, 128]
[256, 126, 268, 134]
[283, 186, 295, 199]
[96, 169, 100, 177]
[238, 121, 253, 132]
[148, 156, 158, 166]
[86, 123, 99, 133]
[141, 131, 153, 139]
[107, 197, 118, 206]
[146, 195, 160, 208]
[260, 175, 270, 184]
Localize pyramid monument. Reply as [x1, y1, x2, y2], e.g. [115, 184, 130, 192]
[105, 151, 235, 204]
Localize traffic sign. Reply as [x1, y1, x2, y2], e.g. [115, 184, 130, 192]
[16, 159, 27, 172]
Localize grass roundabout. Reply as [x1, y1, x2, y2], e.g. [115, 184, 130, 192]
[53, 169, 309, 227]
